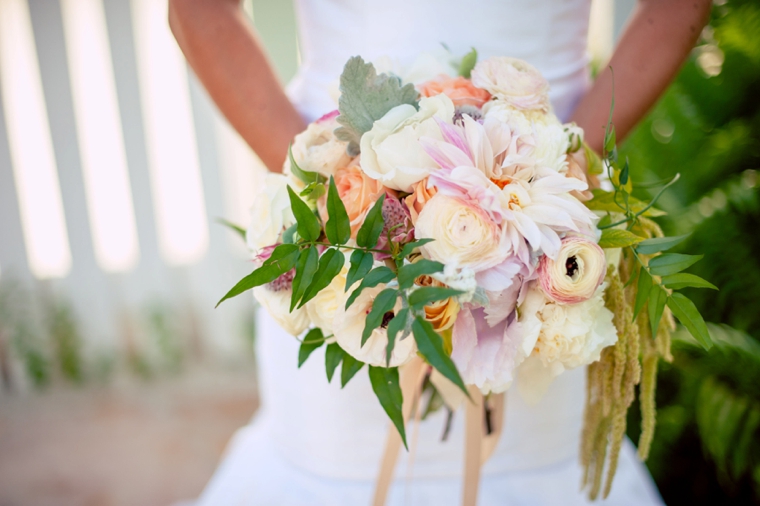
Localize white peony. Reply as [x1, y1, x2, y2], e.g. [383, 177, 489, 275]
[253, 286, 311, 336]
[471, 57, 550, 112]
[305, 264, 348, 335]
[333, 285, 417, 367]
[246, 173, 295, 253]
[515, 282, 618, 402]
[360, 95, 455, 192]
[286, 111, 351, 179]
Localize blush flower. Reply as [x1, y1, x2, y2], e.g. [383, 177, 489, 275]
[538, 237, 606, 305]
[415, 194, 509, 273]
[287, 110, 351, 178]
[471, 57, 550, 112]
[418, 75, 491, 108]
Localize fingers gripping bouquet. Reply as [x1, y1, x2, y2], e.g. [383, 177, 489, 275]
[219, 50, 716, 501]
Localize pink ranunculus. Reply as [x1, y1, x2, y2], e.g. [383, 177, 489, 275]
[537, 236, 606, 304]
[417, 75, 492, 108]
[471, 57, 550, 112]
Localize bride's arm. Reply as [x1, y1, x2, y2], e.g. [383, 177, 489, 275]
[571, 0, 711, 153]
[168, 0, 306, 172]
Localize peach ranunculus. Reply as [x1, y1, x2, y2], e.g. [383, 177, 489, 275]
[323, 159, 386, 237]
[417, 75, 492, 108]
[415, 274, 459, 331]
[537, 236, 606, 305]
[404, 179, 438, 224]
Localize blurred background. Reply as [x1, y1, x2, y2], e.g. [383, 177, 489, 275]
[0, 0, 757, 505]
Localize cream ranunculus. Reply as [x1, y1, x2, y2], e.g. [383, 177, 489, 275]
[537, 236, 606, 304]
[415, 194, 509, 273]
[515, 283, 617, 403]
[360, 95, 455, 192]
[253, 286, 311, 336]
[306, 264, 348, 335]
[286, 110, 351, 179]
[471, 57, 550, 112]
[333, 285, 417, 367]
[246, 173, 295, 254]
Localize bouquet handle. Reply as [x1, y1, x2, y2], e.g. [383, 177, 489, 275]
[372, 362, 506, 506]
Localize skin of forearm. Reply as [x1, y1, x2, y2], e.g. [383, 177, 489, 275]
[169, 0, 305, 172]
[571, 0, 711, 153]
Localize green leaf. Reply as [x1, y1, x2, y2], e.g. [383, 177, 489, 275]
[586, 190, 666, 217]
[412, 317, 468, 398]
[216, 244, 298, 307]
[298, 328, 324, 368]
[648, 284, 667, 337]
[334, 57, 420, 153]
[648, 253, 703, 277]
[288, 144, 324, 185]
[585, 143, 604, 176]
[368, 366, 407, 449]
[290, 246, 319, 311]
[356, 194, 386, 248]
[345, 250, 374, 292]
[668, 292, 713, 350]
[409, 287, 463, 309]
[345, 266, 396, 309]
[340, 354, 364, 388]
[287, 186, 321, 242]
[216, 218, 246, 240]
[385, 308, 409, 366]
[282, 223, 298, 244]
[635, 234, 690, 255]
[397, 259, 444, 289]
[619, 158, 629, 186]
[661, 273, 718, 291]
[325, 177, 351, 245]
[633, 268, 652, 321]
[362, 288, 398, 347]
[398, 238, 434, 260]
[325, 343, 345, 382]
[598, 228, 645, 248]
[300, 248, 346, 307]
[458, 48, 477, 78]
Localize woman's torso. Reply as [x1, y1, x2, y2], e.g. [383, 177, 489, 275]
[263, 0, 593, 480]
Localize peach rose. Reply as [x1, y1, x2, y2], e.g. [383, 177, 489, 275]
[404, 179, 438, 224]
[418, 75, 491, 108]
[328, 160, 386, 237]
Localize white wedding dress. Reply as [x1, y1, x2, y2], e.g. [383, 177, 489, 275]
[196, 1, 665, 504]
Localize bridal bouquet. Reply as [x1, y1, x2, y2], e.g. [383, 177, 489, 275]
[218, 51, 716, 500]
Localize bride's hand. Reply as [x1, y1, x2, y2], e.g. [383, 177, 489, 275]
[571, 0, 711, 154]
[169, 0, 306, 172]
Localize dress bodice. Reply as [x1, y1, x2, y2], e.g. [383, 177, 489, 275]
[286, 0, 592, 122]
[262, 0, 594, 481]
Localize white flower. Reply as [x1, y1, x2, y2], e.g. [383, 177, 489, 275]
[373, 50, 454, 85]
[415, 194, 510, 273]
[515, 282, 617, 402]
[333, 285, 417, 367]
[360, 95, 455, 192]
[484, 104, 569, 175]
[286, 111, 351, 179]
[471, 57, 550, 112]
[305, 264, 347, 335]
[246, 174, 295, 253]
[498, 176, 597, 263]
[253, 286, 310, 336]
[431, 263, 478, 304]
